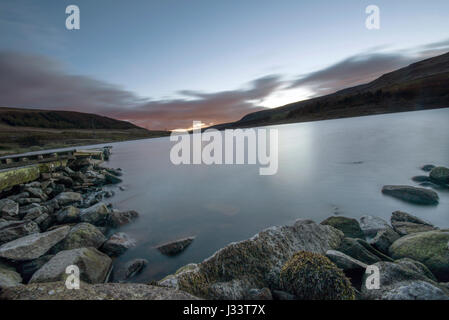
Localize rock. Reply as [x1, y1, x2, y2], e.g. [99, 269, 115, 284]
[0, 220, 40, 245]
[124, 258, 148, 279]
[0, 199, 19, 220]
[326, 250, 367, 289]
[30, 247, 112, 284]
[80, 202, 110, 226]
[51, 223, 106, 253]
[320, 216, 364, 239]
[337, 237, 391, 265]
[421, 164, 436, 172]
[382, 185, 439, 205]
[16, 255, 54, 283]
[389, 230, 449, 281]
[381, 281, 449, 300]
[411, 176, 431, 183]
[104, 172, 122, 184]
[54, 192, 82, 206]
[24, 187, 47, 201]
[159, 220, 344, 299]
[0, 226, 70, 261]
[101, 232, 136, 256]
[392, 221, 436, 236]
[0, 281, 200, 300]
[395, 258, 437, 282]
[17, 198, 42, 205]
[0, 261, 22, 289]
[360, 261, 448, 300]
[272, 290, 295, 300]
[391, 210, 432, 226]
[246, 288, 273, 300]
[55, 176, 73, 188]
[7, 192, 30, 202]
[156, 237, 195, 256]
[108, 210, 139, 228]
[22, 205, 45, 220]
[359, 215, 390, 239]
[56, 206, 80, 224]
[280, 251, 355, 300]
[369, 228, 400, 254]
[429, 166, 449, 184]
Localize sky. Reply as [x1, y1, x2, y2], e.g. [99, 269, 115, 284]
[0, 0, 448, 130]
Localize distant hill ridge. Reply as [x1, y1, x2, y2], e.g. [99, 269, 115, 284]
[0, 107, 140, 130]
[212, 51, 449, 129]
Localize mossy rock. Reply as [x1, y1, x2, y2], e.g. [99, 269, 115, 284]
[321, 216, 364, 239]
[429, 166, 449, 184]
[389, 230, 449, 281]
[280, 251, 355, 300]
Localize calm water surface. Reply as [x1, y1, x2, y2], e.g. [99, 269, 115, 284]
[96, 109, 449, 282]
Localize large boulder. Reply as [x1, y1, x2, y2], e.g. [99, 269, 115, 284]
[51, 223, 106, 253]
[0, 199, 19, 220]
[0, 281, 200, 300]
[30, 247, 112, 284]
[320, 216, 364, 239]
[280, 251, 355, 300]
[54, 192, 82, 206]
[429, 166, 449, 184]
[0, 220, 40, 245]
[0, 226, 70, 261]
[0, 261, 22, 289]
[108, 210, 139, 228]
[389, 230, 449, 281]
[359, 215, 390, 239]
[101, 232, 136, 257]
[159, 220, 344, 299]
[156, 237, 195, 256]
[381, 185, 439, 205]
[360, 261, 449, 300]
[80, 202, 110, 226]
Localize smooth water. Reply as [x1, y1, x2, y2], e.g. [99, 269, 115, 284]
[99, 109, 449, 282]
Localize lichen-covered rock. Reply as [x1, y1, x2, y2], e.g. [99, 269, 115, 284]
[280, 251, 355, 300]
[0, 166, 40, 192]
[389, 230, 449, 281]
[381, 281, 449, 300]
[359, 215, 391, 239]
[108, 210, 139, 228]
[51, 223, 106, 253]
[159, 220, 344, 299]
[429, 166, 449, 184]
[0, 261, 22, 289]
[56, 206, 80, 224]
[101, 232, 136, 256]
[30, 247, 112, 284]
[54, 192, 82, 206]
[80, 202, 110, 226]
[156, 237, 195, 256]
[0, 199, 19, 221]
[382, 185, 439, 205]
[0, 226, 70, 261]
[0, 281, 200, 300]
[390, 211, 436, 236]
[320, 216, 364, 239]
[360, 261, 448, 300]
[0, 220, 40, 245]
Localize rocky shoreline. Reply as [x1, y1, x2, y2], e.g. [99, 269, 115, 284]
[0, 155, 449, 300]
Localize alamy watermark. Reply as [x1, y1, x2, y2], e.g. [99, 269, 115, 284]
[365, 5, 380, 30]
[170, 121, 279, 175]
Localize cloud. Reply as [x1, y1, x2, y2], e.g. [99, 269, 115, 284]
[0, 51, 281, 130]
[288, 38, 449, 96]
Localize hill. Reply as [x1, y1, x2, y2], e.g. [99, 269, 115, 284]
[0, 107, 169, 155]
[212, 52, 449, 129]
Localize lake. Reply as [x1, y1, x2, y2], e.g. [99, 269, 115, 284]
[101, 108, 449, 282]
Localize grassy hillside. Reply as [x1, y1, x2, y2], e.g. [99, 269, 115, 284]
[213, 52, 449, 129]
[0, 108, 169, 156]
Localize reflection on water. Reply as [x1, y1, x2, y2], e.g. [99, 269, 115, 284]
[97, 109, 449, 282]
